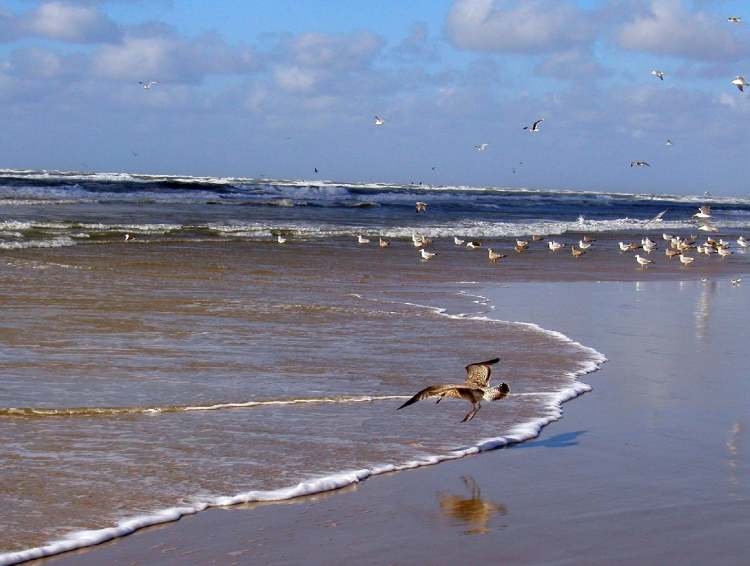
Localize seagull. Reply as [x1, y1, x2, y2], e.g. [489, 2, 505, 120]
[635, 254, 653, 268]
[649, 210, 668, 224]
[515, 240, 529, 248]
[731, 278, 742, 287]
[737, 236, 748, 248]
[731, 76, 748, 92]
[718, 247, 732, 257]
[523, 119, 544, 133]
[374, 115, 385, 126]
[548, 241, 563, 252]
[694, 205, 712, 219]
[379, 238, 390, 247]
[571, 247, 585, 258]
[619, 241, 636, 252]
[453, 236, 465, 246]
[358, 235, 370, 244]
[630, 160, 650, 168]
[466, 241, 482, 249]
[474, 143, 489, 151]
[139, 81, 158, 89]
[578, 240, 592, 250]
[487, 249, 506, 263]
[397, 358, 509, 423]
[665, 249, 680, 259]
[415, 201, 428, 213]
[420, 248, 436, 260]
[514, 244, 527, 253]
[643, 242, 657, 254]
[665, 139, 673, 146]
[531, 234, 544, 241]
[124, 233, 133, 241]
[679, 254, 695, 266]
[698, 223, 716, 233]
[651, 70, 665, 81]
[662, 233, 673, 241]
[728, 16, 742, 23]
[277, 234, 287, 244]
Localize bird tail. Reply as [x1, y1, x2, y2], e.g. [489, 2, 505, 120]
[478, 357, 500, 366]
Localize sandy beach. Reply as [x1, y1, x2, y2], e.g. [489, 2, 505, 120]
[34, 263, 750, 565]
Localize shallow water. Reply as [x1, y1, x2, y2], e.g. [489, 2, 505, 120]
[0, 240, 598, 557]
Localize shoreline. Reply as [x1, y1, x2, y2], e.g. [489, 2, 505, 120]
[29, 269, 750, 565]
[2, 279, 607, 565]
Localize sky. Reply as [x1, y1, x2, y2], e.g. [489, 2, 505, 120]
[1, 0, 749, 195]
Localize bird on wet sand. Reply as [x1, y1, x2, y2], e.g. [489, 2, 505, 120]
[488, 249, 506, 263]
[420, 248, 436, 260]
[635, 254, 653, 268]
[398, 358, 509, 422]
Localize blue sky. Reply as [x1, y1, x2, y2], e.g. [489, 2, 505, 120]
[0, 0, 749, 194]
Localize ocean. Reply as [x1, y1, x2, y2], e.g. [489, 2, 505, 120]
[1, 169, 746, 563]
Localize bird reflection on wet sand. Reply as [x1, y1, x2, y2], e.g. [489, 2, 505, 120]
[438, 476, 507, 535]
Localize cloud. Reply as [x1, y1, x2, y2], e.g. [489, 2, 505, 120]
[91, 31, 254, 81]
[445, 0, 594, 53]
[617, 0, 750, 61]
[271, 31, 382, 93]
[21, 1, 121, 43]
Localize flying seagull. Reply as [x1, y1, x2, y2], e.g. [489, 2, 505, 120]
[139, 81, 158, 89]
[728, 16, 742, 23]
[374, 115, 385, 126]
[651, 70, 665, 81]
[474, 143, 489, 151]
[397, 358, 509, 422]
[665, 139, 673, 146]
[731, 76, 748, 92]
[415, 201, 428, 213]
[693, 205, 711, 219]
[523, 119, 544, 133]
[630, 160, 650, 167]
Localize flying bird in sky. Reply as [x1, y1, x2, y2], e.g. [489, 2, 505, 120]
[651, 70, 665, 80]
[523, 119, 544, 133]
[139, 81, 158, 89]
[731, 76, 748, 92]
[373, 115, 385, 126]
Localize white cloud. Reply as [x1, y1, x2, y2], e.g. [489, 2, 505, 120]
[92, 32, 254, 81]
[23, 2, 120, 43]
[445, 0, 594, 53]
[617, 0, 750, 61]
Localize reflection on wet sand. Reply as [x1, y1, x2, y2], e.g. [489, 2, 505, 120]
[695, 279, 717, 342]
[438, 476, 506, 535]
[727, 421, 742, 497]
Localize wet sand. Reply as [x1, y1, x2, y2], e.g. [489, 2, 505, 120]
[39, 264, 750, 565]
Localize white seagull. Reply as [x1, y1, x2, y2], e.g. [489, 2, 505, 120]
[487, 249, 506, 263]
[420, 248, 436, 260]
[523, 119, 544, 133]
[665, 139, 673, 146]
[731, 278, 742, 287]
[466, 241, 482, 249]
[731, 76, 749, 92]
[358, 235, 370, 244]
[124, 233, 133, 241]
[694, 205, 712, 219]
[630, 160, 650, 168]
[651, 70, 665, 81]
[548, 241, 563, 252]
[374, 115, 385, 126]
[474, 143, 489, 151]
[736, 236, 748, 248]
[578, 240, 592, 250]
[139, 81, 158, 89]
[728, 16, 742, 23]
[454, 236, 465, 246]
[415, 201, 428, 213]
[635, 254, 653, 268]
[277, 234, 287, 244]
[379, 238, 390, 247]
[679, 254, 695, 266]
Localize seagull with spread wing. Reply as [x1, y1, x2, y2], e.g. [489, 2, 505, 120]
[397, 358, 509, 422]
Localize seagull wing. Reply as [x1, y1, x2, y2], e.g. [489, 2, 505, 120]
[397, 385, 475, 410]
[532, 119, 544, 130]
[465, 357, 500, 388]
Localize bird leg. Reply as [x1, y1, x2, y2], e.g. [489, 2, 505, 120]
[436, 395, 444, 404]
[461, 403, 480, 423]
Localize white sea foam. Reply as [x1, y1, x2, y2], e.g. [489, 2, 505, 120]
[0, 285, 605, 565]
[0, 237, 75, 250]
